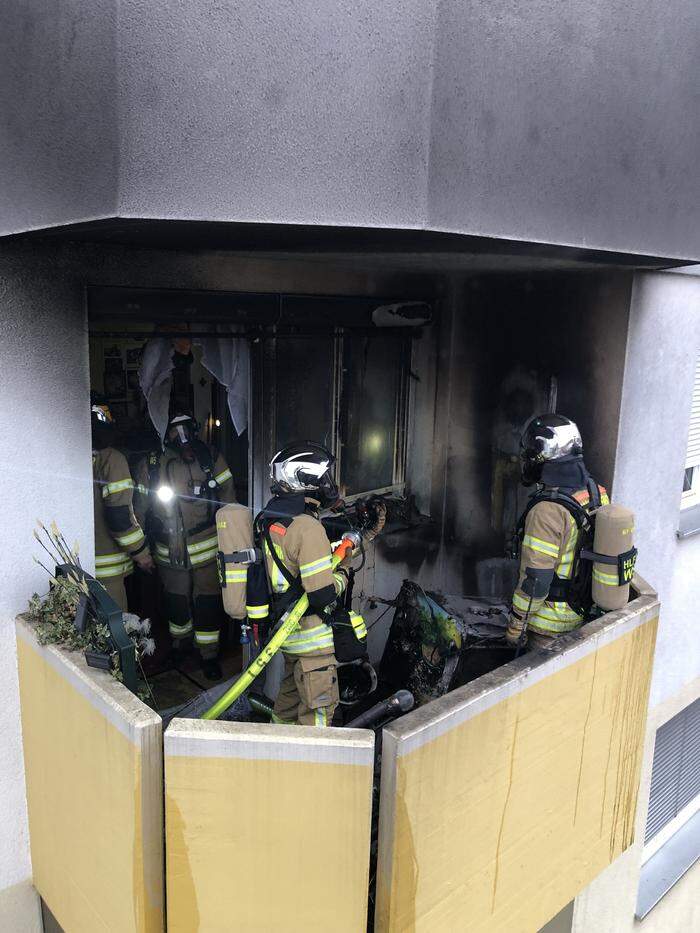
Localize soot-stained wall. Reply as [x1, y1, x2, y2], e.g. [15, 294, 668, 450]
[362, 271, 632, 642]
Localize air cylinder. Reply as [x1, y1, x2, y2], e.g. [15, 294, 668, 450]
[592, 504, 636, 611]
[216, 504, 254, 619]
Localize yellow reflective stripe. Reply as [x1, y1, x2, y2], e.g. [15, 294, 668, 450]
[214, 468, 232, 485]
[283, 635, 335, 653]
[349, 611, 367, 638]
[195, 631, 220, 645]
[114, 528, 145, 548]
[600, 493, 610, 505]
[169, 620, 193, 636]
[189, 548, 218, 566]
[530, 617, 581, 633]
[246, 605, 269, 619]
[187, 536, 218, 555]
[95, 552, 127, 566]
[225, 568, 248, 583]
[522, 534, 559, 558]
[282, 625, 335, 653]
[534, 602, 583, 623]
[101, 478, 134, 498]
[299, 555, 333, 578]
[314, 708, 328, 727]
[96, 565, 127, 579]
[512, 592, 535, 612]
[593, 568, 619, 586]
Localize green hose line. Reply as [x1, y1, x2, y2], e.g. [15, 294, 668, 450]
[202, 595, 309, 719]
[202, 543, 351, 720]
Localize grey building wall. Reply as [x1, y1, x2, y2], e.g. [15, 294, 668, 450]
[613, 269, 700, 707]
[0, 0, 118, 234]
[0, 244, 94, 916]
[2, 2, 700, 259]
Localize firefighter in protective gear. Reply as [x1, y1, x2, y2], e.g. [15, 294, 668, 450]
[92, 403, 154, 610]
[264, 443, 384, 727]
[506, 414, 609, 649]
[136, 412, 235, 679]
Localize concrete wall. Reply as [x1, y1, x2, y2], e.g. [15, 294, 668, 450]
[0, 0, 118, 234]
[613, 270, 700, 707]
[2, 3, 700, 259]
[571, 268, 700, 931]
[0, 244, 94, 926]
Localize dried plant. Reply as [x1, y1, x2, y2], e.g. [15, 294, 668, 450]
[28, 521, 155, 704]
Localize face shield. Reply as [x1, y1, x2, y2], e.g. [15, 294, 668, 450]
[166, 417, 197, 461]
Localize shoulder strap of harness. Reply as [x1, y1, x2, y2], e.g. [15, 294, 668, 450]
[516, 488, 592, 542]
[147, 451, 160, 489]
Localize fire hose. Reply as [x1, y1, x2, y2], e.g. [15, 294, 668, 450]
[202, 532, 360, 720]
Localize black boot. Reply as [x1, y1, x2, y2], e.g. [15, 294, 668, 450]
[167, 638, 194, 670]
[201, 657, 223, 681]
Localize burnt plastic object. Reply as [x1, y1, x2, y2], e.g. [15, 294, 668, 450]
[379, 581, 463, 703]
[379, 580, 512, 704]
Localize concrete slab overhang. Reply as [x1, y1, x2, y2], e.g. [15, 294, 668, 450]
[2, 2, 700, 260]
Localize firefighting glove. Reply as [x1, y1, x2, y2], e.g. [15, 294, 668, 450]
[363, 500, 387, 542]
[133, 549, 155, 573]
[505, 611, 525, 647]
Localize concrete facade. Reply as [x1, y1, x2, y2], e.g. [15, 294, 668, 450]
[2, 2, 700, 259]
[0, 245, 94, 927]
[566, 268, 700, 931]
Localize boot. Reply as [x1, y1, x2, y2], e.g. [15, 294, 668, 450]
[201, 657, 223, 681]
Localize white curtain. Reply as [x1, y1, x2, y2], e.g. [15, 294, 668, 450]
[138, 338, 175, 440]
[139, 330, 249, 439]
[198, 327, 249, 437]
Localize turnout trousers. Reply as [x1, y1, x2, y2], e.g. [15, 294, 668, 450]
[158, 561, 225, 659]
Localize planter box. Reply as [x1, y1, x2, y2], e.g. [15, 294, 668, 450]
[16, 619, 164, 933]
[374, 576, 660, 932]
[164, 719, 375, 933]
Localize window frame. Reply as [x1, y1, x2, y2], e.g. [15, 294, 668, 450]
[680, 357, 700, 512]
[252, 329, 412, 510]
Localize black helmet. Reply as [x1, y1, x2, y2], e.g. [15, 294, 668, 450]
[269, 442, 339, 507]
[520, 414, 583, 486]
[91, 396, 115, 450]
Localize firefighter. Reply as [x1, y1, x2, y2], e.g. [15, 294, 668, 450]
[92, 402, 154, 610]
[262, 443, 384, 727]
[506, 414, 609, 650]
[137, 412, 235, 680]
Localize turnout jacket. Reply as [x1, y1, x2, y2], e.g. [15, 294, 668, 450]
[137, 444, 235, 571]
[263, 500, 349, 657]
[508, 482, 609, 639]
[93, 447, 148, 582]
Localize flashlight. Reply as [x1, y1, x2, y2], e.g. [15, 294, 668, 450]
[157, 485, 175, 503]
